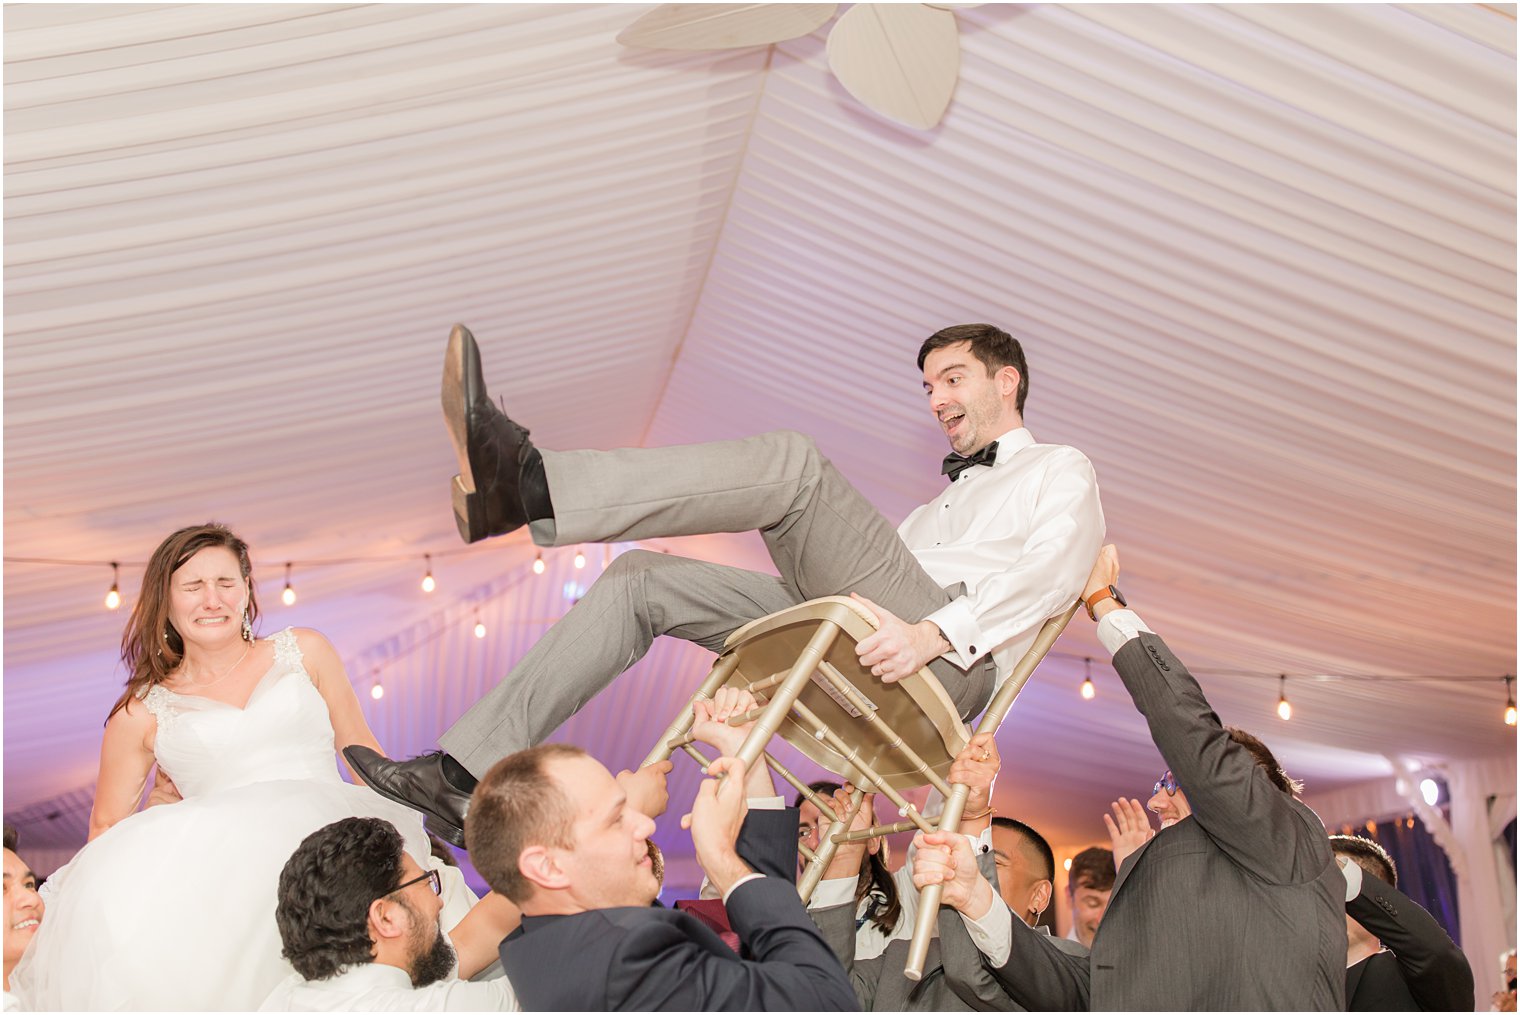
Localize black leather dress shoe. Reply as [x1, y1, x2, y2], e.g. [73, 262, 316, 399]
[442, 323, 536, 544]
[344, 746, 473, 848]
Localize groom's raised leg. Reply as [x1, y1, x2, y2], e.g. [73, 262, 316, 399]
[440, 550, 799, 778]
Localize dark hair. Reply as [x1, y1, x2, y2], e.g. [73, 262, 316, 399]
[109, 523, 259, 722]
[991, 816, 1057, 883]
[466, 743, 585, 902]
[796, 780, 901, 935]
[2, 825, 16, 853]
[1225, 727, 1303, 797]
[916, 324, 1030, 414]
[275, 817, 405, 981]
[1065, 845, 1116, 892]
[1330, 834, 1397, 889]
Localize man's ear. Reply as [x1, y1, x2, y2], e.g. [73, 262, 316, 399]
[368, 898, 408, 942]
[1030, 879, 1053, 920]
[519, 845, 570, 892]
[997, 365, 1020, 399]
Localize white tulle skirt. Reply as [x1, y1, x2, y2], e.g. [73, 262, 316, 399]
[10, 778, 475, 1011]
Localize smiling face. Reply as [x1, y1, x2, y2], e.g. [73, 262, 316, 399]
[1066, 879, 1111, 948]
[167, 546, 248, 650]
[549, 755, 660, 910]
[1146, 779, 1193, 829]
[921, 340, 1021, 456]
[3, 849, 42, 980]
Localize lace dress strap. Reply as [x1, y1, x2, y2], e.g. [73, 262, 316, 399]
[140, 684, 176, 730]
[269, 627, 303, 670]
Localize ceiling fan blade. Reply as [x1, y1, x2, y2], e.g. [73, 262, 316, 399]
[826, 3, 960, 130]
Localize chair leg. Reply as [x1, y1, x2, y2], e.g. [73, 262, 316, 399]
[798, 786, 865, 903]
[731, 620, 841, 774]
[642, 650, 743, 769]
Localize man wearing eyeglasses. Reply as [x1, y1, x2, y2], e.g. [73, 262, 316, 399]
[262, 817, 520, 1011]
[919, 544, 1346, 1010]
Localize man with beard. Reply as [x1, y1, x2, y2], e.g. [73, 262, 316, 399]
[350, 322, 1106, 848]
[262, 818, 518, 1011]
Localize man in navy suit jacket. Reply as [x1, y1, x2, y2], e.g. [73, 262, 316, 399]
[464, 739, 857, 1011]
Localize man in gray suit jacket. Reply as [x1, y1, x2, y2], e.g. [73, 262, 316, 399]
[917, 544, 1346, 1010]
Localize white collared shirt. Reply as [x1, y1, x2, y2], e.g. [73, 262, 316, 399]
[898, 427, 1105, 683]
[258, 964, 518, 1012]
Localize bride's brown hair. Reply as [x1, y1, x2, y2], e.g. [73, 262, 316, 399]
[107, 523, 260, 722]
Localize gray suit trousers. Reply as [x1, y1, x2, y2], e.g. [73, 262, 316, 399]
[441, 430, 994, 777]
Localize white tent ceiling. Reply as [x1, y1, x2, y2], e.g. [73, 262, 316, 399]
[4, 3, 1515, 867]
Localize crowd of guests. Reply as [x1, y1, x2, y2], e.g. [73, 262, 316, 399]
[8, 546, 1496, 1012]
[3, 323, 1507, 1011]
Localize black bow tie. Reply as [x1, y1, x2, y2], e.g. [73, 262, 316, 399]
[942, 442, 998, 481]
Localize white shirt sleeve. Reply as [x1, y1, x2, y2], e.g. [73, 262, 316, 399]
[806, 876, 859, 910]
[722, 873, 766, 906]
[1096, 608, 1153, 656]
[960, 892, 1014, 966]
[925, 451, 1104, 669]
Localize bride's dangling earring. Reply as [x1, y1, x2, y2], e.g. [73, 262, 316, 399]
[241, 607, 252, 642]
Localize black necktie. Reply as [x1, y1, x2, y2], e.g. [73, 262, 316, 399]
[942, 441, 998, 482]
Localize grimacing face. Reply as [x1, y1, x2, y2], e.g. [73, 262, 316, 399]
[921, 341, 1017, 456]
[167, 546, 248, 649]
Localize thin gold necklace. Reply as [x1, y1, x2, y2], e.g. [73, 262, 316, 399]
[183, 641, 253, 690]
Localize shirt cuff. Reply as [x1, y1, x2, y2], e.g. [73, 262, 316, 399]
[924, 598, 985, 668]
[906, 826, 993, 871]
[722, 873, 765, 906]
[1097, 608, 1153, 656]
[747, 795, 784, 810]
[1337, 856, 1362, 902]
[961, 892, 1014, 966]
[807, 876, 858, 910]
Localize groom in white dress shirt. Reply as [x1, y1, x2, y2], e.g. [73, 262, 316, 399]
[261, 818, 517, 1012]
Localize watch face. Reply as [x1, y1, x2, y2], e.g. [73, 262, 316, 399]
[1110, 585, 1127, 607]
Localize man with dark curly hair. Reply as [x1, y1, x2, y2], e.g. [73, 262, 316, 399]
[261, 817, 517, 1011]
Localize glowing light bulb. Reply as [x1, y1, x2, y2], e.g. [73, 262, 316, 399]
[282, 584, 297, 606]
[1419, 778, 1439, 806]
[1506, 703, 1517, 726]
[474, 621, 486, 639]
[370, 684, 385, 700]
[532, 554, 546, 575]
[1276, 697, 1292, 721]
[573, 549, 586, 569]
[1080, 677, 1095, 700]
[104, 563, 122, 610]
[1063, 857, 1073, 872]
[421, 555, 435, 593]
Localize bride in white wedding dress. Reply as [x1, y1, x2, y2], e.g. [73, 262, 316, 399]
[10, 524, 483, 1010]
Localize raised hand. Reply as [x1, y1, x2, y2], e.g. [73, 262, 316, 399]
[616, 759, 673, 819]
[819, 784, 877, 878]
[681, 756, 753, 896]
[1102, 796, 1154, 869]
[911, 829, 993, 918]
[691, 686, 759, 757]
[948, 732, 1000, 826]
[851, 593, 949, 683]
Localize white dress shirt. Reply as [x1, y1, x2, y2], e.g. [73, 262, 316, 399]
[898, 427, 1105, 683]
[258, 964, 517, 1012]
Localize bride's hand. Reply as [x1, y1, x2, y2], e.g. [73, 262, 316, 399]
[145, 767, 182, 808]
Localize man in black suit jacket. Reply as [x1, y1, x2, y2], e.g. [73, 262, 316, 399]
[917, 544, 1346, 1010]
[463, 735, 857, 1011]
[1332, 834, 1474, 1011]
